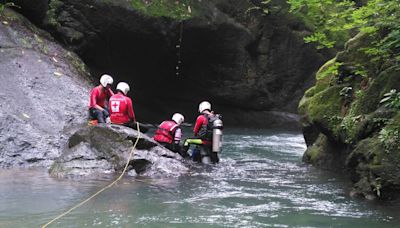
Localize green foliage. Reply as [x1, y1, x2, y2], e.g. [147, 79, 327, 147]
[245, 0, 272, 15]
[318, 61, 342, 80]
[287, 0, 355, 49]
[379, 127, 400, 153]
[339, 86, 353, 100]
[380, 89, 400, 110]
[130, 0, 194, 19]
[287, 0, 400, 67]
[0, 1, 18, 14]
[45, 0, 63, 27]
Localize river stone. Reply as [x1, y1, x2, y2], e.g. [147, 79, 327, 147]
[50, 124, 188, 177]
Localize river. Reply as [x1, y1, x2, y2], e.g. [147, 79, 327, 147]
[1, 128, 399, 227]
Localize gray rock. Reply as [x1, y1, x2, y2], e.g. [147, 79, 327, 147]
[0, 9, 92, 168]
[50, 125, 188, 177]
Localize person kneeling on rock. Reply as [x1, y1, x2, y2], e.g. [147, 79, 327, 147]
[153, 113, 188, 157]
[89, 74, 114, 123]
[109, 82, 136, 128]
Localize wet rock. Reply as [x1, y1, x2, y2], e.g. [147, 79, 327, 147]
[0, 9, 92, 168]
[50, 125, 188, 177]
[299, 32, 400, 200]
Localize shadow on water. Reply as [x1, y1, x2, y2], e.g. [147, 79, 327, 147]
[1, 127, 400, 227]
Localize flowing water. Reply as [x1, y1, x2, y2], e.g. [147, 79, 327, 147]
[1, 128, 400, 227]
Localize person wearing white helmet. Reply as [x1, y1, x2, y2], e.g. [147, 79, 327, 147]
[153, 113, 187, 156]
[89, 74, 114, 123]
[109, 82, 136, 127]
[192, 101, 220, 163]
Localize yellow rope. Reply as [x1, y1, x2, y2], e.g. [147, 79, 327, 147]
[42, 122, 141, 228]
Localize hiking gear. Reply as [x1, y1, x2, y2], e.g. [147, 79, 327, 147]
[116, 82, 130, 95]
[172, 113, 184, 125]
[198, 101, 211, 113]
[100, 74, 113, 87]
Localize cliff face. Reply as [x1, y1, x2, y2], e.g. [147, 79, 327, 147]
[299, 33, 400, 200]
[20, 0, 329, 127]
[0, 8, 92, 167]
[0, 9, 189, 175]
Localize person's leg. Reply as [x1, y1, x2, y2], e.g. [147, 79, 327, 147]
[210, 151, 219, 163]
[89, 108, 105, 123]
[95, 109, 105, 123]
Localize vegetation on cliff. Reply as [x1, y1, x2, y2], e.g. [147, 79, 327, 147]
[294, 0, 400, 200]
[130, 0, 194, 19]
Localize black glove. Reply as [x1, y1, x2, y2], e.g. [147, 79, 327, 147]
[102, 109, 110, 117]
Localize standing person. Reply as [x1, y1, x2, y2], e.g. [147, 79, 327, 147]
[192, 101, 220, 163]
[89, 74, 114, 123]
[109, 82, 136, 127]
[153, 113, 186, 156]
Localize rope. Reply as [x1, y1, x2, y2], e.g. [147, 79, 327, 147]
[41, 122, 141, 228]
[175, 20, 184, 76]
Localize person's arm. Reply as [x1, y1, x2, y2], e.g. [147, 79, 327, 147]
[174, 128, 182, 143]
[193, 116, 204, 136]
[127, 98, 136, 122]
[90, 88, 104, 111]
[107, 87, 114, 97]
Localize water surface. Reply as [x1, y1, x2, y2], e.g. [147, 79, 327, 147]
[1, 128, 399, 227]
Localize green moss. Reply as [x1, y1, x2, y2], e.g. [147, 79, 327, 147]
[306, 86, 344, 134]
[303, 134, 332, 165]
[65, 51, 90, 77]
[130, 0, 195, 19]
[349, 67, 400, 115]
[44, 0, 63, 28]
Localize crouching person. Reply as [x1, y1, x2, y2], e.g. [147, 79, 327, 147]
[153, 113, 188, 157]
[109, 82, 136, 128]
[89, 74, 114, 124]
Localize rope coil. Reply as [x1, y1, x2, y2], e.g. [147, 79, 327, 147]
[42, 122, 141, 228]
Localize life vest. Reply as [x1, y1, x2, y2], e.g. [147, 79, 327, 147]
[153, 120, 179, 144]
[198, 114, 219, 141]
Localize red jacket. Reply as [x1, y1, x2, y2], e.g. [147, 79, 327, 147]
[154, 120, 179, 144]
[194, 114, 211, 145]
[109, 92, 136, 124]
[194, 114, 207, 136]
[89, 85, 114, 109]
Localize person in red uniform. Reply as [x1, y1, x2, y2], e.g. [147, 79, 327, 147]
[89, 74, 114, 123]
[153, 113, 186, 156]
[109, 82, 136, 127]
[192, 101, 219, 163]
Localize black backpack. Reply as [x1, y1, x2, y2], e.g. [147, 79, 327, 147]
[198, 114, 222, 140]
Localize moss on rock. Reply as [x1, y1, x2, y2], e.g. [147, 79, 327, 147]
[130, 0, 195, 19]
[299, 29, 400, 199]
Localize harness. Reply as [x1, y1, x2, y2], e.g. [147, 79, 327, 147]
[198, 114, 218, 141]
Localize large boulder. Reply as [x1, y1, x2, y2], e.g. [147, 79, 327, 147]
[50, 125, 188, 177]
[0, 9, 92, 168]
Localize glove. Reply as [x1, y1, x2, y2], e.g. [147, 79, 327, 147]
[102, 109, 110, 117]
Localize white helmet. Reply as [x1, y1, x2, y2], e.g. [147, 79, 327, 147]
[100, 74, 113, 87]
[198, 101, 211, 113]
[172, 113, 184, 125]
[116, 82, 130, 95]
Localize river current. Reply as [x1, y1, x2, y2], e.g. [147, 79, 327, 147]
[1, 128, 399, 227]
